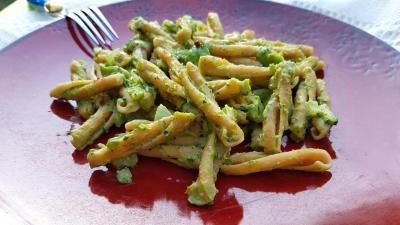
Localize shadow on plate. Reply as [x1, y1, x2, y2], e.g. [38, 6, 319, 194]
[65, 18, 112, 58]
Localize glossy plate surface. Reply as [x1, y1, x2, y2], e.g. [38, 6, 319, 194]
[0, 0, 400, 224]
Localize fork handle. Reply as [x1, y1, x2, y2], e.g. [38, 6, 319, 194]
[27, 0, 46, 6]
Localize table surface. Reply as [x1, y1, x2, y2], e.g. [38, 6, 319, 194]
[0, 0, 399, 52]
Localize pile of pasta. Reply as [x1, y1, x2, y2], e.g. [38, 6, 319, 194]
[50, 12, 337, 206]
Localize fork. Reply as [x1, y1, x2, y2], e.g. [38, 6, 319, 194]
[27, 0, 119, 46]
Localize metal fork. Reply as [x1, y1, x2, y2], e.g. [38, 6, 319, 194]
[66, 6, 119, 46]
[27, 0, 119, 46]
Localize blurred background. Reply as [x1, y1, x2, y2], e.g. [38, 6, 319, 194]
[1, 0, 399, 51]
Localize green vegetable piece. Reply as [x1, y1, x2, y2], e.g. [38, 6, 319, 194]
[123, 35, 140, 53]
[154, 104, 172, 120]
[222, 105, 247, 124]
[113, 110, 126, 127]
[162, 19, 178, 33]
[250, 127, 263, 150]
[121, 72, 156, 111]
[151, 58, 168, 73]
[112, 154, 138, 170]
[239, 79, 252, 95]
[173, 43, 210, 65]
[253, 88, 273, 105]
[116, 167, 132, 184]
[128, 17, 145, 33]
[77, 100, 96, 119]
[123, 35, 150, 54]
[231, 94, 264, 123]
[100, 65, 131, 78]
[306, 100, 338, 125]
[106, 135, 126, 150]
[186, 180, 217, 206]
[256, 46, 284, 67]
[278, 61, 296, 74]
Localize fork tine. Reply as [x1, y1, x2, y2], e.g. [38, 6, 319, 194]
[67, 13, 99, 46]
[81, 8, 114, 42]
[89, 6, 119, 39]
[74, 11, 106, 45]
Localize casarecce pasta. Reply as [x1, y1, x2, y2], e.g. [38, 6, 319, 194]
[50, 12, 338, 206]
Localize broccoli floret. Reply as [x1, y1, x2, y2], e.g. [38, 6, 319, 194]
[116, 167, 132, 184]
[106, 135, 126, 150]
[222, 105, 248, 124]
[128, 16, 145, 34]
[278, 61, 299, 88]
[150, 58, 168, 73]
[112, 154, 138, 170]
[173, 43, 210, 65]
[123, 35, 151, 55]
[237, 78, 251, 95]
[256, 46, 284, 67]
[278, 61, 296, 74]
[113, 109, 126, 127]
[122, 72, 156, 111]
[230, 93, 264, 123]
[186, 180, 217, 206]
[100, 64, 131, 78]
[306, 100, 338, 125]
[77, 100, 96, 120]
[253, 88, 273, 105]
[268, 61, 298, 90]
[123, 35, 140, 53]
[162, 19, 178, 33]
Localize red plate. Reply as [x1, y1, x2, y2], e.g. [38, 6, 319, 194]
[1, 0, 400, 224]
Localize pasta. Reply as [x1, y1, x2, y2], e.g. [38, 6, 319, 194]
[207, 78, 251, 100]
[207, 12, 224, 38]
[70, 103, 113, 150]
[221, 148, 332, 175]
[199, 55, 274, 79]
[50, 74, 124, 100]
[50, 12, 337, 206]
[136, 58, 185, 97]
[290, 82, 308, 142]
[87, 112, 196, 168]
[180, 63, 244, 147]
[226, 57, 263, 67]
[186, 131, 219, 205]
[262, 66, 293, 153]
